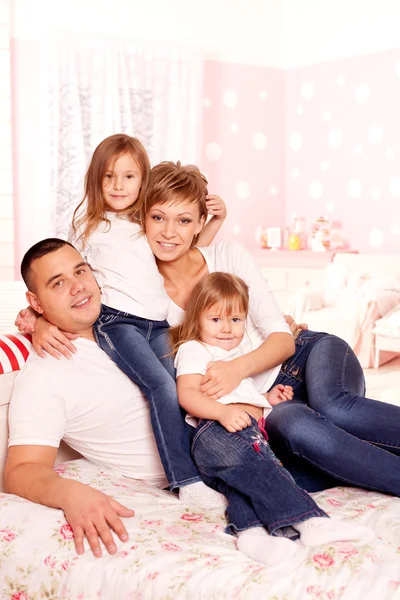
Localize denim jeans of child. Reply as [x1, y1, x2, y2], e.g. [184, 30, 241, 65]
[266, 329, 400, 496]
[94, 304, 201, 490]
[192, 417, 327, 537]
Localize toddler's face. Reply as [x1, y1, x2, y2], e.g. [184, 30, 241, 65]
[103, 152, 142, 212]
[199, 302, 246, 351]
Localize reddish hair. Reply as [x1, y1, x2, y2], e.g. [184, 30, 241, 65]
[143, 161, 208, 245]
[72, 134, 150, 244]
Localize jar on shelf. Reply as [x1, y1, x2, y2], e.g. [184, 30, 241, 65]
[311, 216, 331, 252]
[288, 233, 300, 251]
[260, 226, 269, 249]
[292, 216, 307, 250]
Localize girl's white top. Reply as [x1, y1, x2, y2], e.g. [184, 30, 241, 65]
[168, 241, 292, 394]
[70, 212, 170, 320]
[175, 340, 273, 427]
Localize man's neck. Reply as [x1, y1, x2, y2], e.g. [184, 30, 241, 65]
[78, 327, 96, 342]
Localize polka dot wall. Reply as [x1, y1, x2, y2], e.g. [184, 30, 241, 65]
[201, 61, 285, 248]
[202, 49, 400, 252]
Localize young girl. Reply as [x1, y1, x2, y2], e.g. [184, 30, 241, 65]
[18, 134, 228, 508]
[173, 272, 373, 566]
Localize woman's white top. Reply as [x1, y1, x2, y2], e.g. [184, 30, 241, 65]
[70, 212, 170, 320]
[167, 242, 292, 393]
[175, 340, 272, 426]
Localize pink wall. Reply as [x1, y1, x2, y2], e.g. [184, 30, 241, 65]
[201, 60, 286, 250]
[285, 48, 400, 253]
[202, 50, 400, 253]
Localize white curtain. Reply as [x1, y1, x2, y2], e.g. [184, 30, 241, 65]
[16, 36, 204, 248]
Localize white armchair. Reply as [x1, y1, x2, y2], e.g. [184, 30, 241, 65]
[287, 253, 400, 368]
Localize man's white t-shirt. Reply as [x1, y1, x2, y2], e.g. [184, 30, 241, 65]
[168, 242, 292, 394]
[70, 212, 170, 320]
[8, 339, 168, 489]
[175, 340, 272, 426]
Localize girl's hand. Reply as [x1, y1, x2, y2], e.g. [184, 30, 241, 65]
[218, 405, 251, 432]
[32, 317, 78, 360]
[267, 384, 294, 406]
[284, 315, 308, 336]
[15, 307, 38, 334]
[200, 360, 245, 400]
[206, 195, 227, 220]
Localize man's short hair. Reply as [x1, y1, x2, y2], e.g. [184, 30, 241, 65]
[21, 238, 76, 291]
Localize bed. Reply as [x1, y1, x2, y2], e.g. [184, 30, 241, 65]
[1, 336, 400, 599]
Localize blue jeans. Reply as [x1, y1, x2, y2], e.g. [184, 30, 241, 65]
[266, 329, 400, 496]
[192, 417, 327, 536]
[94, 304, 201, 490]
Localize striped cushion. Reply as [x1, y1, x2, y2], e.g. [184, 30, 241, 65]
[0, 333, 32, 374]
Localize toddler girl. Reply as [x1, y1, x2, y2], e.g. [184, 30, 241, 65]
[173, 272, 373, 566]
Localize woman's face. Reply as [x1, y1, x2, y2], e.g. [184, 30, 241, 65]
[145, 201, 205, 262]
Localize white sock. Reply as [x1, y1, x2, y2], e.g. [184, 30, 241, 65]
[179, 481, 228, 509]
[237, 527, 299, 566]
[294, 517, 374, 547]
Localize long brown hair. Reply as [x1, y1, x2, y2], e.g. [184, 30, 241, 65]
[144, 161, 208, 247]
[170, 272, 249, 353]
[72, 134, 150, 244]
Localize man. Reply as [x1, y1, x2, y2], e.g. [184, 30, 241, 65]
[5, 238, 169, 558]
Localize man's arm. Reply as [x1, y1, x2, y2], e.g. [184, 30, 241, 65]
[5, 445, 134, 557]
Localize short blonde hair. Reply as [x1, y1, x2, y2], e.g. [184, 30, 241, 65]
[143, 161, 208, 243]
[170, 272, 249, 353]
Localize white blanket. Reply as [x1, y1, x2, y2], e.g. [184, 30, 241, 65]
[1, 459, 400, 599]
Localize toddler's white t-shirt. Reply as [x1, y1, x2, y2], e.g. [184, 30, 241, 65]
[70, 212, 170, 320]
[168, 241, 292, 393]
[175, 340, 272, 427]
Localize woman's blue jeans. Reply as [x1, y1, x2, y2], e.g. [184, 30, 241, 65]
[94, 304, 201, 490]
[192, 417, 327, 536]
[266, 329, 400, 496]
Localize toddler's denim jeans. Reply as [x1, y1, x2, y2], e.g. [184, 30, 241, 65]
[192, 417, 327, 537]
[94, 304, 201, 490]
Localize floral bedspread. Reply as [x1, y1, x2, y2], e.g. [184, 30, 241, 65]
[0, 459, 400, 600]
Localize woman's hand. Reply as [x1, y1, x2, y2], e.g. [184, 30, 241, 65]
[284, 315, 308, 336]
[206, 195, 227, 220]
[200, 360, 245, 400]
[32, 317, 78, 359]
[266, 384, 294, 407]
[218, 405, 251, 433]
[15, 307, 38, 334]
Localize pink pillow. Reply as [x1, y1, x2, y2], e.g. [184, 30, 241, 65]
[0, 333, 32, 374]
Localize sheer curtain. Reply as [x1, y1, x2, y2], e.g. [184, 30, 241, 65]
[15, 36, 204, 250]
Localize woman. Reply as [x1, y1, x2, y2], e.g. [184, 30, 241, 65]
[18, 160, 400, 497]
[143, 161, 400, 497]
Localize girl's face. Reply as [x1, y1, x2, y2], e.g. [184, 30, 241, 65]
[145, 200, 205, 262]
[199, 302, 246, 351]
[102, 152, 142, 212]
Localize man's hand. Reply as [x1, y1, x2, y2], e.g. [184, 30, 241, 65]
[218, 405, 251, 432]
[62, 481, 134, 557]
[32, 317, 78, 359]
[200, 360, 244, 400]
